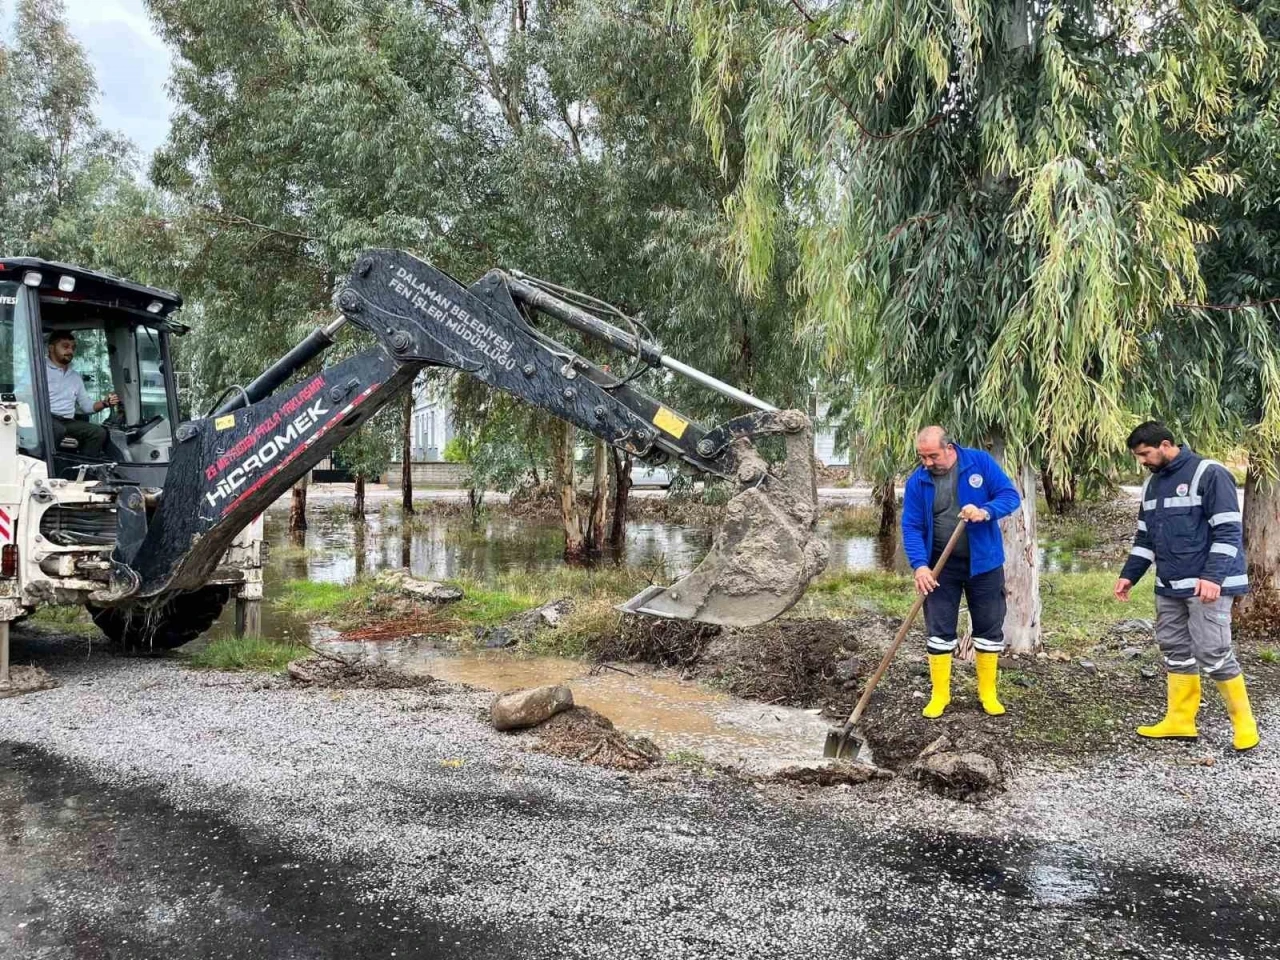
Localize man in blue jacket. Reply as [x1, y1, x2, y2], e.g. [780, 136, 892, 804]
[1115, 421, 1258, 751]
[901, 427, 1022, 718]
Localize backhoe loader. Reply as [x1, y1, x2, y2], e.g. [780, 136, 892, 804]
[0, 250, 828, 683]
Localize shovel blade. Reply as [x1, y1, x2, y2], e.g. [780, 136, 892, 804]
[823, 727, 875, 765]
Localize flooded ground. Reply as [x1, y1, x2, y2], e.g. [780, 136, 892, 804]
[194, 509, 1114, 772]
[267, 509, 1109, 586]
[314, 639, 833, 773]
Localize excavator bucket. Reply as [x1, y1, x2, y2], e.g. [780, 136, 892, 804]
[619, 412, 829, 628]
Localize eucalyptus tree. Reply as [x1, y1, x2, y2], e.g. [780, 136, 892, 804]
[146, 0, 485, 525]
[0, 0, 140, 259]
[674, 0, 1264, 650]
[1136, 4, 1280, 619]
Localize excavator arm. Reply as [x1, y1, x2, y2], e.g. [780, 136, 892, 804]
[118, 249, 827, 626]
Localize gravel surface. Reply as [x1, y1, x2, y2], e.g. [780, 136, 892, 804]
[2, 630, 1278, 959]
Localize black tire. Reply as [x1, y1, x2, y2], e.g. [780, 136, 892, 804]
[89, 586, 231, 652]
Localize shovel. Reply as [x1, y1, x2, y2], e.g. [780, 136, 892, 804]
[823, 519, 968, 762]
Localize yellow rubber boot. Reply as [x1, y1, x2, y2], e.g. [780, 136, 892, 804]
[1216, 676, 1260, 751]
[922, 654, 952, 718]
[975, 651, 1006, 716]
[1137, 673, 1200, 740]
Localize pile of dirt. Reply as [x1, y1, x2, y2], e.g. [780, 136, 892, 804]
[0, 665, 57, 698]
[594, 614, 722, 668]
[529, 705, 662, 771]
[700, 617, 895, 708]
[761, 762, 893, 787]
[286, 656, 434, 690]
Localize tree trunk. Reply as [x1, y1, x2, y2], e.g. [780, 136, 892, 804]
[1041, 466, 1076, 516]
[354, 519, 367, 579]
[875, 475, 897, 537]
[992, 440, 1041, 654]
[609, 449, 633, 552]
[553, 420, 585, 559]
[289, 474, 308, 533]
[401, 391, 414, 516]
[353, 472, 366, 520]
[586, 438, 609, 554]
[1239, 460, 1280, 620]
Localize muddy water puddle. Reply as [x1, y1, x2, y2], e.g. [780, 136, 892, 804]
[314, 638, 832, 774]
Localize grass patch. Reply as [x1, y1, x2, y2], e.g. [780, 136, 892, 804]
[1041, 569, 1154, 653]
[789, 567, 1155, 654]
[826, 506, 884, 538]
[274, 579, 374, 619]
[450, 566, 653, 624]
[30, 604, 100, 635]
[791, 570, 916, 619]
[665, 748, 711, 768]
[1261, 648, 1278, 664]
[1051, 522, 1100, 551]
[525, 597, 623, 658]
[188, 636, 299, 671]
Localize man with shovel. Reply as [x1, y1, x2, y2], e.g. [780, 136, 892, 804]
[902, 427, 1022, 719]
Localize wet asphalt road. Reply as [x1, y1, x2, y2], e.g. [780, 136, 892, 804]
[3, 741, 1278, 960]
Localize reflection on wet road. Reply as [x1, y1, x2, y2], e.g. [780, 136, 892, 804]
[2, 742, 1276, 959]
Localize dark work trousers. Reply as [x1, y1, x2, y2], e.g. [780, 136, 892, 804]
[52, 415, 107, 457]
[923, 555, 1007, 656]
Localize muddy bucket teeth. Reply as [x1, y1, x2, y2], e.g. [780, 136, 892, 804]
[618, 415, 828, 629]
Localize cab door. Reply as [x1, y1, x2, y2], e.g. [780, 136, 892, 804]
[0, 280, 49, 460]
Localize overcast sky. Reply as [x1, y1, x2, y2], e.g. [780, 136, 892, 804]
[4, 0, 175, 158]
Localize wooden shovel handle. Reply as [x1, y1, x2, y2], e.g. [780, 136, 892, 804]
[838, 518, 968, 733]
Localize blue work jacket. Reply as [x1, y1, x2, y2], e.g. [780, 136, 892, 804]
[901, 445, 1022, 577]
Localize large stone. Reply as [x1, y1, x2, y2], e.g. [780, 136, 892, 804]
[377, 570, 463, 604]
[474, 598, 575, 649]
[913, 750, 1003, 799]
[490, 684, 575, 731]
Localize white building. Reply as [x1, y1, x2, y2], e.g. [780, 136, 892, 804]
[408, 374, 454, 461]
[399, 376, 847, 467]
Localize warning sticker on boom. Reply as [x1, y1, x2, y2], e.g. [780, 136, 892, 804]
[214, 414, 236, 431]
[652, 406, 688, 439]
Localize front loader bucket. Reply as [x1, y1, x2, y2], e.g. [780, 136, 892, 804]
[619, 413, 828, 628]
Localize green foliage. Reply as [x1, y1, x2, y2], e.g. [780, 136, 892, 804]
[188, 636, 299, 671]
[273, 579, 373, 618]
[0, 0, 146, 262]
[442, 437, 469, 464]
[29, 603, 98, 635]
[675, 0, 1267, 477]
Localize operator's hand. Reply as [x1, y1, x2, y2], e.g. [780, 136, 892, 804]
[105, 392, 119, 407]
[914, 566, 938, 596]
[1114, 578, 1132, 602]
[958, 504, 990, 523]
[1194, 579, 1222, 603]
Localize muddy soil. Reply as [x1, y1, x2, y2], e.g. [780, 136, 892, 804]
[286, 655, 437, 690]
[589, 614, 1280, 774]
[525, 705, 662, 771]
[0, 665, 57, 698]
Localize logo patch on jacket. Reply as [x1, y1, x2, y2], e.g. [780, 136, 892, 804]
[1177, 483, 1189, 497]
[969, 474, 983, 488]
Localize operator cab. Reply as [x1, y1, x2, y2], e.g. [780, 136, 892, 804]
[0, 258, 186, 483]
